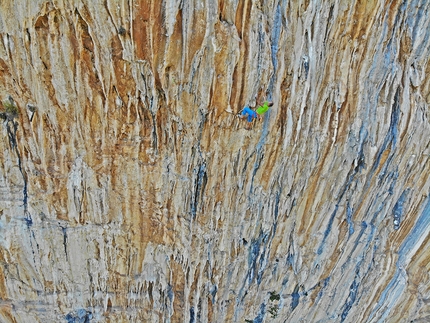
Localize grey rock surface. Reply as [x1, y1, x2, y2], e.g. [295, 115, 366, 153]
[0, 1, 429, 322]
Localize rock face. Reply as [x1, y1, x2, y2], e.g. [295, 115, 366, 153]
[0, 1, 429, 322]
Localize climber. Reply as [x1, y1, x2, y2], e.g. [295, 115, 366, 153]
[256, 101, 273, 115]
[238, 101, 273, 125]
[239, 106, 259, 122]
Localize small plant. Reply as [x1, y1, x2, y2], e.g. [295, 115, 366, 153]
[118, 26, 126, 35]
[269, 291, 280, 301]
[268, 305, 279, 318]
[267, 291, 281, 319]
[1, 96, 18, 120]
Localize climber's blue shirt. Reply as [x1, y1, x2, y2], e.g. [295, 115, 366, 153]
[241, 107, 258, 122]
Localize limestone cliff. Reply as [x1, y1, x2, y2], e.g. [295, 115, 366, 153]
[0, 1, 429, 322]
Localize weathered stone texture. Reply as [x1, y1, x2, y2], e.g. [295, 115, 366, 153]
[0, 0, 429, 322]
